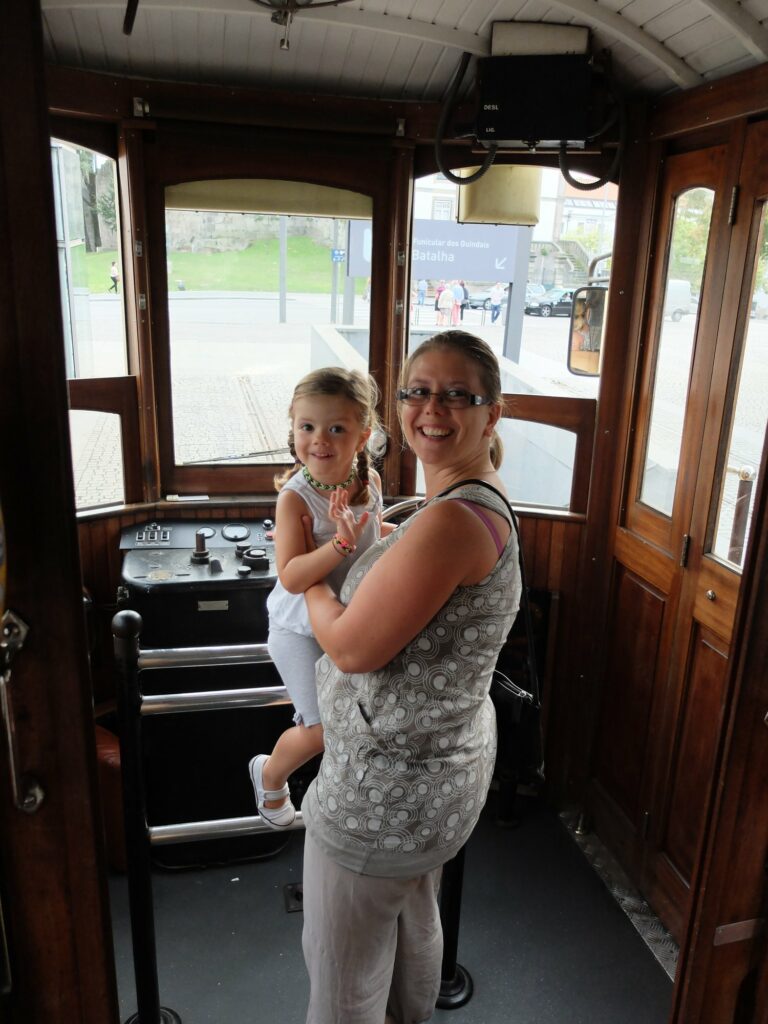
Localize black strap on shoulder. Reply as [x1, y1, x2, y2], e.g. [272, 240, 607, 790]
[432, 478, 541, 710]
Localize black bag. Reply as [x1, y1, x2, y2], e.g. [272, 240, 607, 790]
[492, 505, 545, 769]
[431, 479, 545, 789]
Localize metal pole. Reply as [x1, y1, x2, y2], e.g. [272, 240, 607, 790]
[279, 216, 287, 323]
[331, 219, 340, 322]
[113, 610, 182, 1024]
[436, 846, 473, 1009]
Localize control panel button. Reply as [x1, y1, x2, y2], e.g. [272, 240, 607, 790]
[237, 565, 252, 577]
[242, 547, 269, 570]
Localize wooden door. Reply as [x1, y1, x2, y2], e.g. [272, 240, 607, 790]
[0, 3, 118, 1021]
[588, 133, 768, 943]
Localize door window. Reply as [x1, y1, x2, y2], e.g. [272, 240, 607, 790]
[711, 204, 768, 568]
[640, 188, 714, 516]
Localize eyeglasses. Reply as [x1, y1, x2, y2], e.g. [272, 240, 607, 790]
[397, 386, 492, 409]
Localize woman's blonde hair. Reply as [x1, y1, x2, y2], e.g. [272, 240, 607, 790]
[276, 367, 382, 505]
[399, 330, 505, 469]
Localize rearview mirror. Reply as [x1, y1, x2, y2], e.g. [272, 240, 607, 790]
[567, 285, 608, 377]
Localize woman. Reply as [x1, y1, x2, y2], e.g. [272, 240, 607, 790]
[300, 331, 522, 1024]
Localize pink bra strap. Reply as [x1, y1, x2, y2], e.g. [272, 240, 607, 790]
[454, 498, 506, 556]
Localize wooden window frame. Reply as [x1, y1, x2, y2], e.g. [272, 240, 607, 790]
[399, 394, 596, 516]
[143, 123, 409, 498]
[624, 147, 731, 553]
[68, 376, 143, 505]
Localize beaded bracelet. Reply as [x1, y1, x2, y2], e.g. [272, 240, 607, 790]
[332, 533, 355, 557]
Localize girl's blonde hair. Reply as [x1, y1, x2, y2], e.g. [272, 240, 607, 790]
[399, 330, 505, 469]
[276, 367, 382, 505]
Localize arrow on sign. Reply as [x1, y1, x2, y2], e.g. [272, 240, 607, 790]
[495, 257, 508, 270]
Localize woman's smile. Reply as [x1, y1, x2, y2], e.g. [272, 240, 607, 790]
[418, 425, 452, 436]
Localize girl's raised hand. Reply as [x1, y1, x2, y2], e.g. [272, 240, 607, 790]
[330, 488, 369, 548]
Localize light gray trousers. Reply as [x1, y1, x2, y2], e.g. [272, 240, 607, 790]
[302, 830, 443, 1024]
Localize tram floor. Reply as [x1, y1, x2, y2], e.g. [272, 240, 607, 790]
[109, 795, 674, 1024]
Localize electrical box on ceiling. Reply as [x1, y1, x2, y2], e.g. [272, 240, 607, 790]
[474, 22, 592, 150]
[474, 54, 592, 150]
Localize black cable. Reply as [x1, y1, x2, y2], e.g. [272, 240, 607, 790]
[559, 70, 627, 191]
[434, 52, 497, 186]
[123, 0, 139, 35]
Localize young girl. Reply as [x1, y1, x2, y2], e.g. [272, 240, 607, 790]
[249, 367, 393, 828]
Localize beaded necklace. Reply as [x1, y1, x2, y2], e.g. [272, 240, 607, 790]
[302, 464, 356, 492]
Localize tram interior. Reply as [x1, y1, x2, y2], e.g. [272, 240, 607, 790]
[2, 2, 768, 1023]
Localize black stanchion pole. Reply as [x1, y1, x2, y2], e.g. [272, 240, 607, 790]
[113, 610, 182, 1024]
[436, 846, 473, 1009]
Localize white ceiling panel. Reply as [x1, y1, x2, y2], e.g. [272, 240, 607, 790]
[38, 0, 768, 102]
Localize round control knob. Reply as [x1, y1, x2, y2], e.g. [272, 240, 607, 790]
[242, 546, 269, 570]
[263, 519, 274, 530]
[237, 564, 252, 578]
[235, 541, 251, 556]
[222, 524, 251, 542]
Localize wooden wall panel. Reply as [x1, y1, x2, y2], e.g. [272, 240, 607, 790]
[662, 626, 729, 886]
[593, 567, 666, 823]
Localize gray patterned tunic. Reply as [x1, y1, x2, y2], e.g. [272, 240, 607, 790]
[302, 482, 522, 877]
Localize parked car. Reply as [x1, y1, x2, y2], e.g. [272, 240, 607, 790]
[466, 290, 493, 309]
[466, 285, 507, 310]
[525, 287, 574, 317]
[664, 278, 693, 321]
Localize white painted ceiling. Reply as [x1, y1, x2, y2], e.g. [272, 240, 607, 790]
[40, 0, 768, 102]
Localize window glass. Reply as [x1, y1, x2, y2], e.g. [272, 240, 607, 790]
[165, 207, 372, 467]
[414, 420, 576, 510]
[69, 411, 125, 510]
[497, 419, 576, 509]
[407, 169, 615, 400]
[639, 187, 714, 516]
[711, 205, 768, 569]
[50, 140, 127, 379]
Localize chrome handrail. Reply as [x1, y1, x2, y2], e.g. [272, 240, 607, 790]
[382, 496, 422, 522]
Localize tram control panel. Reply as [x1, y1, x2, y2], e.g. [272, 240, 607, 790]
[116, 517, 293, 867]
[118, 518, 277, 649]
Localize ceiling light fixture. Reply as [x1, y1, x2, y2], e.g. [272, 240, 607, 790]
[250, 0, 357, 51]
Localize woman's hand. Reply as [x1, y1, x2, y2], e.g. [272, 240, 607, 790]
[329, 488, 370, 549]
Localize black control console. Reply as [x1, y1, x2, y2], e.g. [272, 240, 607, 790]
[116, 518, 295, 867]
[118, 518, 277, 648]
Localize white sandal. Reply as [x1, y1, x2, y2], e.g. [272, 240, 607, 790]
[248, 754, 296, 829]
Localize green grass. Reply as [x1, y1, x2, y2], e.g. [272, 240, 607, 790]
[85, 239, 362, 293]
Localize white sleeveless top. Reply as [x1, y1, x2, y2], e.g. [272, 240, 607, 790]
[266, 470, 382, 637]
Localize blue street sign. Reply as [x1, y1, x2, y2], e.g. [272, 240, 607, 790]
[331, 248, 346, 262]
[347, 219, 530, 280]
